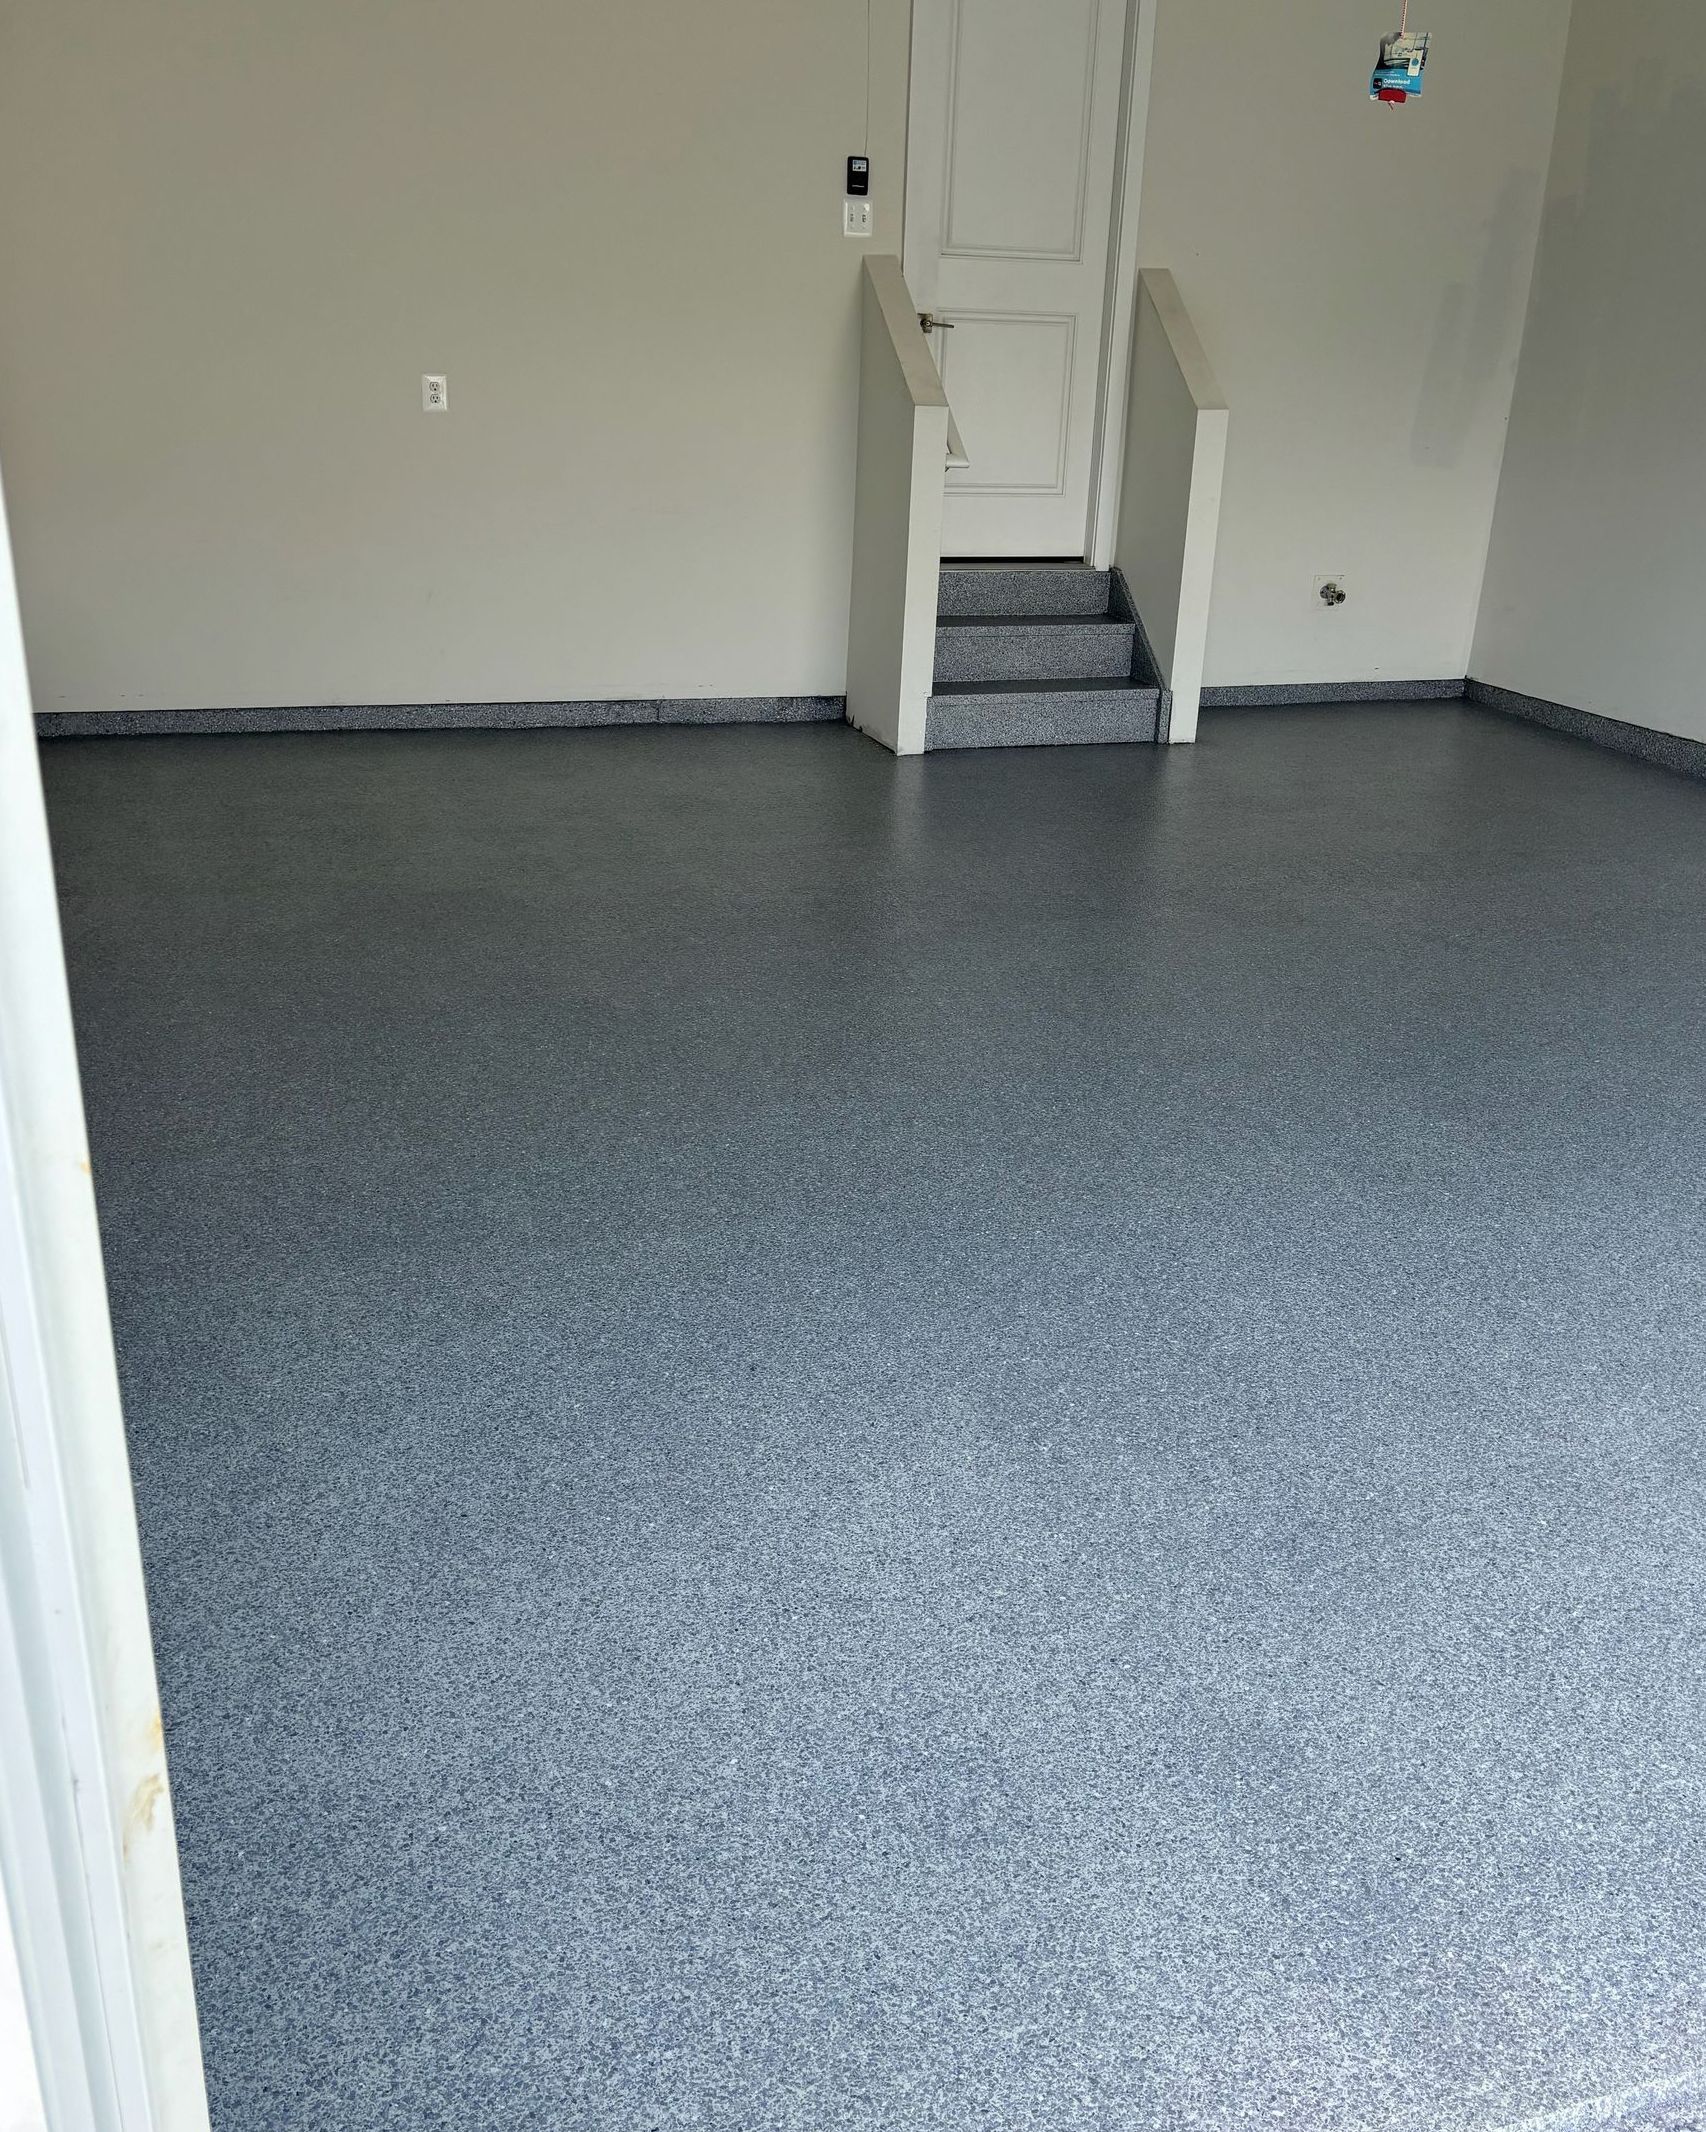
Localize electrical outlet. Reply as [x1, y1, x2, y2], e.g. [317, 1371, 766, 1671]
[1313, 575, 1348, 609]
[422, 374, 448, 413]
[843, 198, 873, 238]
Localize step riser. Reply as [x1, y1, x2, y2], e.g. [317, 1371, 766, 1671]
[925, 689, 1161, 751]
[938, 565, 1111, 618]
[934, 622, 1136, 686]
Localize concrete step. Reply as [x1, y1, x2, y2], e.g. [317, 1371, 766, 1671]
[934, 614, 1138, 686]
[925, 678, 1162, 750]
[938, 562, 1112, 618]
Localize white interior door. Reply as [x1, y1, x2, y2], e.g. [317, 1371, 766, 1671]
[905, 0, 1130, 558]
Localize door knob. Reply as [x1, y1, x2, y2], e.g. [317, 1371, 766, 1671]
[918, 312, 956, 333]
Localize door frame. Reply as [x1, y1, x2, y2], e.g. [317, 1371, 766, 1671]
[902, 0, 1159, 567]
[0, 458, 210, 2132]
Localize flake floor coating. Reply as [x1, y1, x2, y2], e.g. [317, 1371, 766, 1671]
[41, 706, 1706, 2132]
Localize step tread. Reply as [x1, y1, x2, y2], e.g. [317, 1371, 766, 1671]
[929, 677, 1157, 698]
[935, 612, 1132, 630]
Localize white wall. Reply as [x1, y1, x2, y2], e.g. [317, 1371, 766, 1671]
[0, 0, 909, 713]
[845, 259, 948, 757]
[1135, 0, 1572, 690]
[0, 459, 209, 2132]
[0, 1884, 46, 2132]
[1472, 0, 1706, 745]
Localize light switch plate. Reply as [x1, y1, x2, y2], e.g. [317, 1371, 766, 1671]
[843, 199, 873, 238]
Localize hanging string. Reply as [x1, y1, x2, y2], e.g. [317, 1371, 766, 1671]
[863, 0, 872, 154]
[1399, 0, 1409, 31]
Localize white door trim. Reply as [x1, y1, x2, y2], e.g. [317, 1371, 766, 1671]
[1088, 0, 1158, 569]
[0, 456, 210, 2132]
[903, 0, 1158, 564]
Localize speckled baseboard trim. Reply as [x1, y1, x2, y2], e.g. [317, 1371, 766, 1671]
[1466, 680, 1706, 785]
[35, 697, 845, 740]
[1199, 678, 1467, 706]
[1121, 587, 1173, 740]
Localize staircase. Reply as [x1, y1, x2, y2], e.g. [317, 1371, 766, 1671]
[925, 563, 1164, 750]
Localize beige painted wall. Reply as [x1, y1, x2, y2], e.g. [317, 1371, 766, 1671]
[1473, 0, 1706, 746]
[1135, 0, 1572, 690]
[0, 0, 1584, 713]
[0, 0, 909, 712]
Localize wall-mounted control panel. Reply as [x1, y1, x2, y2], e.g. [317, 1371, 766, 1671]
[844, 155, 872, 237]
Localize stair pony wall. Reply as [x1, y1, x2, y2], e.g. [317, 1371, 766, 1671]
[1113, 270, 1228, 746]
[846, 257, 949, 756]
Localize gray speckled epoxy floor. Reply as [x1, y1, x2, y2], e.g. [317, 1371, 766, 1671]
[41, 705, 1706, 2132]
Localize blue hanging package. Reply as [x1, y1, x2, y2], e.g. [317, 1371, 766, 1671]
[1371, 29, 1429, 103]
